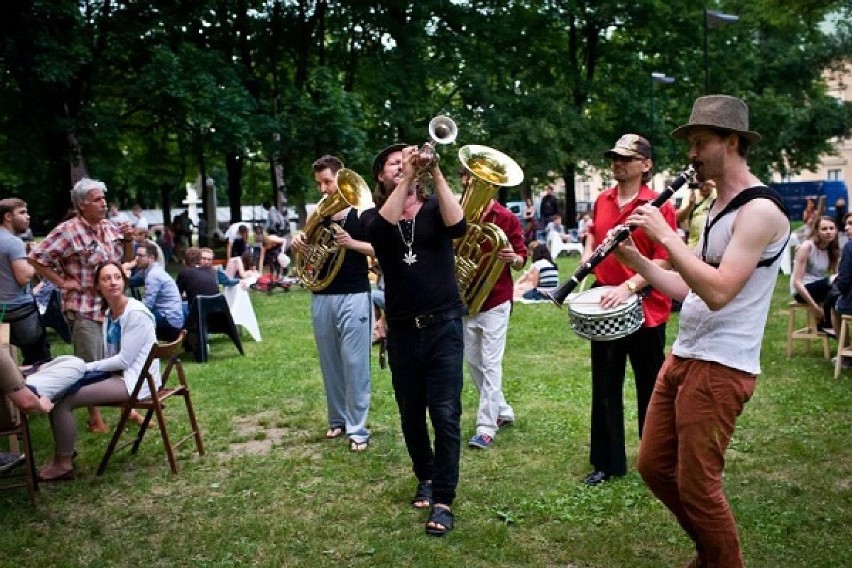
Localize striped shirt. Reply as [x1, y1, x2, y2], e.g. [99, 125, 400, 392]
[532, 259, 559, 289]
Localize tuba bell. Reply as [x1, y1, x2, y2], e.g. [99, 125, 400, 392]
[454, 144, 524, 315]
[294, 168, 374, 291]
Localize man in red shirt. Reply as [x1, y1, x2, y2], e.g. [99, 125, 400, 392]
[581, 134, 677, 486]
[460, 169, 527, 450]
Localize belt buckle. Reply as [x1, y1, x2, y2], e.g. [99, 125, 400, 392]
[414, 315, 427, 329]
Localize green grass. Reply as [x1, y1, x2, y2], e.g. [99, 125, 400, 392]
[2, 257, 850, 567]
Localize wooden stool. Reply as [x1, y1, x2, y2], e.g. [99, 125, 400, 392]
[834, 314, 852, 379]
[786, 301, 830, 359]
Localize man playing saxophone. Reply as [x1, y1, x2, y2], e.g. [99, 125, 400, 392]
[360, 143, 466, 537]
[459, 167, 527, 450]
[291, 155, 374, 452]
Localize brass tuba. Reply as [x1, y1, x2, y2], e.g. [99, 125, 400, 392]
[294, 168, 374, 291]
[455, 144, 524, 315]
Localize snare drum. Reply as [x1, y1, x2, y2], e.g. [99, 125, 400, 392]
[567, 286, 644, 341]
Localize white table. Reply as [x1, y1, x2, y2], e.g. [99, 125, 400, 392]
[223, 285, 262, 342]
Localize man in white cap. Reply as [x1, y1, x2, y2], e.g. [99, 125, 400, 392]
[614, 95, 789, 568]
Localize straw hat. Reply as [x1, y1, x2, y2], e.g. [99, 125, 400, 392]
[670, 95, 761, 143]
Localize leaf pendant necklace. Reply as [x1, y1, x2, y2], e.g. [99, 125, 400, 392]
[398, 218, 417, 266]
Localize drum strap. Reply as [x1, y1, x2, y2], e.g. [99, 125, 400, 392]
[701, 185, 789, 269]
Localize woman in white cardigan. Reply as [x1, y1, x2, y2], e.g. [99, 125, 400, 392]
[38, 261, 158, 482]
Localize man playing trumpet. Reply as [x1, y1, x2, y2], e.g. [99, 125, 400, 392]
[291, 155, 374, 452]
[361, 143, 466, 537]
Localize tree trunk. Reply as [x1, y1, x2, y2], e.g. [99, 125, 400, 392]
[226, 152, 243, 223]
[562, 163, 578, 229]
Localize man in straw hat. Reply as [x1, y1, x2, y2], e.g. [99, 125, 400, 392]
[612, 95, 789, 568]
[361, 142, 466, 537]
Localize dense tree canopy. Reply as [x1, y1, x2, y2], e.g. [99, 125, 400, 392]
[1, 0, 850, 229]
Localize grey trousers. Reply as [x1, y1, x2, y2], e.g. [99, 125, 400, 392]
[311, 292, 372, 443]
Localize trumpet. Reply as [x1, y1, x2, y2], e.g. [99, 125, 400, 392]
[414, 115, 458, 176]
[546, 165, 696, 306]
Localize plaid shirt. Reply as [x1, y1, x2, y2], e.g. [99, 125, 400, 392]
[29, 216, 125, 322]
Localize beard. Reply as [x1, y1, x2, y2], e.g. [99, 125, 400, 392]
[12, 218, 28, 234]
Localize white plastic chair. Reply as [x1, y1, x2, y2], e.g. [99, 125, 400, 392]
[547, 230, 583, 258]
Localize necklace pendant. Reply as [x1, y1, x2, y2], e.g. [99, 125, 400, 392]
[403, 249, 417, 265]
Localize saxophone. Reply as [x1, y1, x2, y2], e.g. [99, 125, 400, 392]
[294, 168, 373, 291]
[454, 144, 525, 315]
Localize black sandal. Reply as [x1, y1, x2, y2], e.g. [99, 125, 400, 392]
[425, 506, 454, 536]
[410, 480, 433, 509]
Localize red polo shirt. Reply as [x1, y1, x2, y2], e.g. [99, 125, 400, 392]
[589, 184, 677, 327]
[479, 201, 527, 312]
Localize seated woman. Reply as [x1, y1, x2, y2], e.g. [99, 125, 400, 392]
[36, 262, 159, 482]
[513, 244, 559, 302]
[827, 213, 852, 331]
[791, 215, 838, 331]
[224, 250, 261, 281]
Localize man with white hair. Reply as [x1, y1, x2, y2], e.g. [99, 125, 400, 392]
[29, 177, 134, 433]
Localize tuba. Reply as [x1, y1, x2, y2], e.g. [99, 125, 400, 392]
[294, 168, 374, 291]
[455, 144, 525, 315]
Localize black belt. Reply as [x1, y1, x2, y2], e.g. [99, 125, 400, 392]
[387, 307, 467, 329]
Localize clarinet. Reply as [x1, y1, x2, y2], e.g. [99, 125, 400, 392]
[547, 164, 696, 307]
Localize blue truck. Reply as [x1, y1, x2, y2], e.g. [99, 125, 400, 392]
[769, 180, 849, 220]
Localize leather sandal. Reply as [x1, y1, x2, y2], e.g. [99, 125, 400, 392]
[411, 480, 433, 509]
[425, 505, 454, 536]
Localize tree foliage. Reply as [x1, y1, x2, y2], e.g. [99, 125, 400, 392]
[0, 0, 849, 228]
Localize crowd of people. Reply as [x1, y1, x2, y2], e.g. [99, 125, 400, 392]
[0, 93, 843, 566]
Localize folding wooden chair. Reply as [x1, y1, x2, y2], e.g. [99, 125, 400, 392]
[0, 330, 38, 506]
[0, 405, 38, 506]
[97, 331, 204, 475]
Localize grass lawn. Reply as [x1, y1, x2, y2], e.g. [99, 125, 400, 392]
[2, 256, 850, 567]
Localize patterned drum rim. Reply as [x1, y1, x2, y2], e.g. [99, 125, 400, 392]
[567, 286, 645, 342]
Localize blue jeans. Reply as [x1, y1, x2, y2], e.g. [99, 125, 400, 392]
[387, 317, 464, 507]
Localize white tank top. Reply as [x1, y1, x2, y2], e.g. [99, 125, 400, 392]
[673, 208, 788, 375]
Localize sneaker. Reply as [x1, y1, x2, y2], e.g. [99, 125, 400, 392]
[496, 417, 514, 429]
[0, 452, 25, 474]
[468, 433, 493, 449]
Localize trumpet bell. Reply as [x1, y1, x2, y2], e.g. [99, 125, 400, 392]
[458, 145, 524, 187]
[428, 115, 458, 145]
